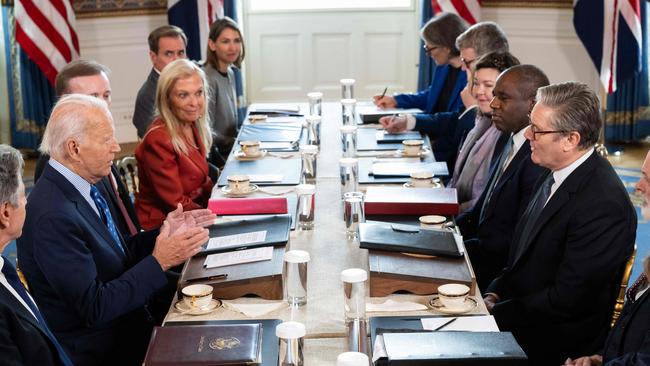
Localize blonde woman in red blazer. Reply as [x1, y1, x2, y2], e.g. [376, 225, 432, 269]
[135, 59, 214, 230]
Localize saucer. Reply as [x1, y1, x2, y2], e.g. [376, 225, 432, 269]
[396, 147, 431, 158]
[403, 182, 441, 188]
[174, 299, 222, 315]
[220, 184, 259, 197]
[401, 252, 437, 259]
[428, 295, 478, 314]
[235, 150, 267, 161]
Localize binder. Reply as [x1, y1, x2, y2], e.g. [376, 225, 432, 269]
[200, 215, 291, 256]
[359, 222, 461, 258]
[217, 156, 302, 186]
[364, 187, 459, 215]
[239, 123, 303, 143]
[218, 194, 298, 231]
[375, 130, 423, 143]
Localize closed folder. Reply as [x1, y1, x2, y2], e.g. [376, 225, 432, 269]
[239, 123, 303, 143]
[359, 222, 461, 258]
[217, 156, 302, 186]
[364, 187, 459, 215]
[209, 197, 288, 215]
[200, 215, 291, 256]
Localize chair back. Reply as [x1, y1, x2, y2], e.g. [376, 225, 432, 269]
[611, 244, 637, 327]
[115, 156, 139, 196]
[15, 260, 30, 292]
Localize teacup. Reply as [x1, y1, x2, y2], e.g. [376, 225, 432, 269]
[402, 139, 424, 156]
[227, 174, 250, 194]
[437, 283, 470, 309]
[248, 114, 267, 123]
[240, 140, 261, 157]
[410, 171, 434, 187]
[181, 284, 213, 308]
[419, 215, 447, 230]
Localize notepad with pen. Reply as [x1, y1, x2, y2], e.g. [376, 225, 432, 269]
[199, 215, 291, 256]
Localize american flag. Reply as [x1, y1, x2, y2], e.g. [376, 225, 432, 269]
[432, 0, 481, 25]
[574, 0, 642, 94]
[168, 0, 224, 61]
[14, 0, 79, 85]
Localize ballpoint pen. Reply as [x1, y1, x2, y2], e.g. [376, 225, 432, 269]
[185, 273, 228, 283]
[379, 87, 388, 100]
[433, 317, 457, 331]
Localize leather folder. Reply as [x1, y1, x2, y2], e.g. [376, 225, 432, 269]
[200, 215, 291, 256]
[144, 323, 262, 365]
[167, 319, 282, 366]
[217, 156, 302, 186]
[209, 197, 288, 215]
[359, 222, 461, 258]
[375, 130, 423, 143]
[364, 187, 459, 215]
[239, 123, 303, 143]
[357, 128, 410, 151]
[219, 194, 298, 231]
[370, 162, 448, 177]
[356, 105, 423, 124]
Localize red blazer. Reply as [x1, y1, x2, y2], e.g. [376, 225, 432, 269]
[135, 118, 213, 230]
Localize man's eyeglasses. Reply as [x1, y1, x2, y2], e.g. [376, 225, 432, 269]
[461, 57, 476, 69]
[529, 123, 570, 140]
[423, 45, 439, 54]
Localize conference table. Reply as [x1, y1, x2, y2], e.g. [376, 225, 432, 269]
[163, 102, 488, 364]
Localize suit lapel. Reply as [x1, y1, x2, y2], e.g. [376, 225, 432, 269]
[0, 285, 43, 334]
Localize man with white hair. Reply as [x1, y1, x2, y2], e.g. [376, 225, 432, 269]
[17, 94, 214, 365]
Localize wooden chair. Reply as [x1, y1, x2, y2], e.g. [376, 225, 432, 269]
[115, 156, 139, 196]
[611, 244, 637, 327]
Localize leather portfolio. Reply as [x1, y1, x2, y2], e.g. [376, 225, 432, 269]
[144, 323, 262, 365]
[358, 159, 437, 185]
[359, 222, 461, 258]
[217, 157, 302, 186]
[179, 246, 284, 300]
[357, 128, 411, 151]
[375, 130, 423, 143]
[364, 187, 459, 215]
[200, 215, 291, 256]
[167, 319, 282, 366]
[218, 195, 297, 231]
[382, 331, 527, 365]
[356, 106, 423, 124]
[248, 106, 302, 117]
[368, 250, 475, 297]
[239, 123, 303, 143]
[209, 197, 288, 215]
[370, 162, 448, 177]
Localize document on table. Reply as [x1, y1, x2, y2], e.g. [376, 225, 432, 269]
[206, 230, 267, 251]
[204, 247, 274, 269]
[247, 174, 284, 182]
[259, 142, 295, 150]
[421, 315, 500, 332]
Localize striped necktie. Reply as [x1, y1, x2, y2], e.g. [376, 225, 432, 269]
[90, 185, 126, 255]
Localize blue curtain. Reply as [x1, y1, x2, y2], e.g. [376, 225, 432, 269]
[604, 1, 650, 142]
[417, 0, 434, 91]
[224, 0, 246, 125]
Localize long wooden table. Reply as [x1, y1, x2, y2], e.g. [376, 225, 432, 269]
[164, 102, 488, 362]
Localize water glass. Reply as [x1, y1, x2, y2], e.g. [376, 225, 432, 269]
[343, 192, 364, 240]
[305, 115, 322, 145]
[277, 321, 305, 366]
[300, 145, 318, 184]
[340, 125, 357, 157]
[307, 92, 323, 116]
[283, 250, 310, 306]
[341, 268, 367, 323]
[339, 158, 359, 198]
[341, 98, 357, 126]
[296, 184, 316, 230]
[340, 78, 355, 99]
[337, 352, 369, 366]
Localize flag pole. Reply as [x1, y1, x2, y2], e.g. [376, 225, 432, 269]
[595, 84, 609, 157]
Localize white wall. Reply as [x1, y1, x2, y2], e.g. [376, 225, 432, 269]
[78, 7, 600, 143]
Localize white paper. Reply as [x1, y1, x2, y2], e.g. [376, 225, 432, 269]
[375, 130, 423, 140]
[372, 335, 388, 363]
[420, 315, 500, 332]
[372, 162, 442, 176]
[366, 299, 428, 312]
[247, 174, 283, 182]
[260, 142, 294, 150]
[206, 230, 267, 251]
[203, 247, 274, 269]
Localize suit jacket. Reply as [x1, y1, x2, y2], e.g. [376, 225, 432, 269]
[133, 69, 159, 138]
[17, 164, 169, 366]
[486, 152, 637, 365]
[135, 118, 213, 230]
[34, 154, 141, 237]
[601, 286, 650, 363]
[456, 140, 547, 289]
[0, 286, 65, 366]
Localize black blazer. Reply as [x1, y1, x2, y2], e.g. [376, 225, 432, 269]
[487, 152, 637, 365]
[456, 140, 547, 289]
[602, 286, 650, 363]
[17, 164, 169, 366]
[0, 285, 65, 366]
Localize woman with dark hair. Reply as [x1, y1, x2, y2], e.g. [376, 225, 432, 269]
[447, 51, 520, 212]
[203, 17, 245, 166]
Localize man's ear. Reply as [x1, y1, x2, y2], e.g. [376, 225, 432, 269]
[64, 138, 81, 163]
[564, 131, 582, 152]
[0, 202, 10, 230]
[149, 50, 157, 65]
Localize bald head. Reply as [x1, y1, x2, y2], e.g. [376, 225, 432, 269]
[501, 65, 550, 100]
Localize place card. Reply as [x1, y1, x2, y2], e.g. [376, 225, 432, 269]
[204, 247, 274, 269]
[206, 230, 267, 251]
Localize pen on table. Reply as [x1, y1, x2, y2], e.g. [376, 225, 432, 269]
[379, 87, 388, 100]
[433, 317, 457, 331]
[186, 274, 228, 283]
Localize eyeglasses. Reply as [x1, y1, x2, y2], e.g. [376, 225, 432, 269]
[461, 57, 476, 69]
[423, 44, 439, 54]
[529, 123, 570, 140]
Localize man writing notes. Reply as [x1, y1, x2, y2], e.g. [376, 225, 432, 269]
[18, 94, 213, 366]
[483, 82, 636, 365]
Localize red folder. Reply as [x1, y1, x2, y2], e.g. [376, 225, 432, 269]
[364, 187, 459, 215]
[208, 197, 288, 215]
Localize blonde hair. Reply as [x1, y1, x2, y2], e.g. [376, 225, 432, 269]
[156, 59, 213, 156]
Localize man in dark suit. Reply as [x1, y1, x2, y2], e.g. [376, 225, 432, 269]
[565, 150, 650, 366]
[483, 82, 636, 365]
[132, 25, 187, 138]
[34, 59, 141, 237]
[456, 65, 549, 290]
[18, 94, 214, 366]
[0, 144, 72, 366]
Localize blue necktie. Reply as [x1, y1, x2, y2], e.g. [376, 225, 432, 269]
[90, 185, 125, 255]
[1, 257, 74, 366]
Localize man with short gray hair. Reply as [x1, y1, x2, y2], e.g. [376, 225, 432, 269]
[483, 82, 636, 365]
[18, 94, 214, 365]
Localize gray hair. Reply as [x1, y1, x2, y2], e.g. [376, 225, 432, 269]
[455, 21, 509, 57]
[536, 81, 601, 149]
[40, 94, 112, 159]
[0, 145, 24, 207]
[420, 13, 468, 57]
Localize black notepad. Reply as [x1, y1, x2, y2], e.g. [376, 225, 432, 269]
[200, 215, 291, 256]
[359, 222, 461, 258]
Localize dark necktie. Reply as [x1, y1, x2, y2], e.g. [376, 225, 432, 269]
[1, 257, 74, 366]
[90, 185, 126, 255]
[515, 174, 555, 256]
[480, 136, 514, 220]
[626, 273, 648, 303]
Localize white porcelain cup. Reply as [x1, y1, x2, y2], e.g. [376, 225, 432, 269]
[437, 283, 470, 310]
[419, 215, 447, 230]
[410, 171, 434, 187]
[239, 140, 261, 157]
[403, 139, 424, 156]
[227, 174, 250, 194]
[181, 284, 213, 308]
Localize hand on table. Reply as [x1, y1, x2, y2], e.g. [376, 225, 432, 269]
[378, 115, 407, 133]
[483, 294, 498, 313]
[373, 95, 397, 108]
